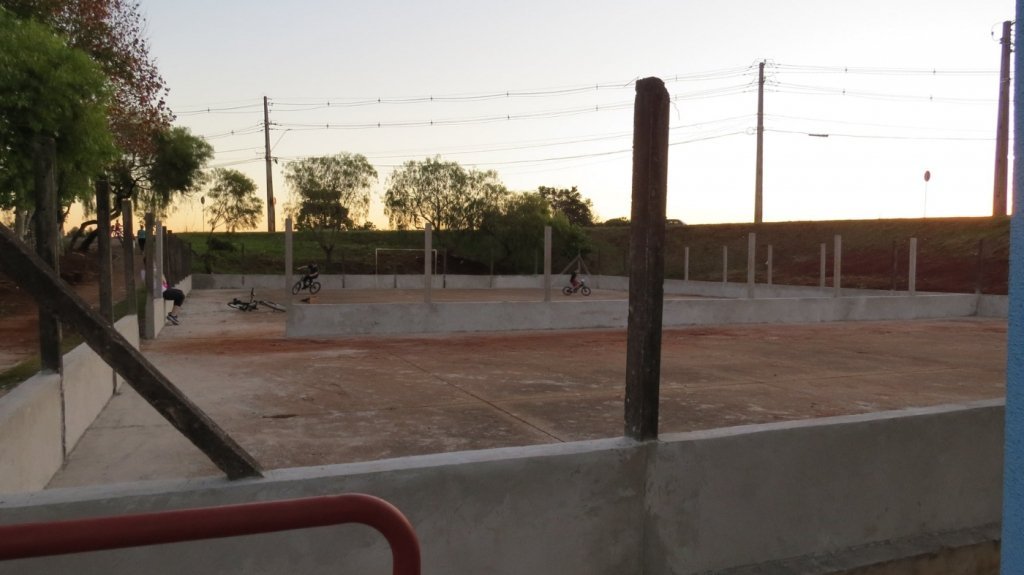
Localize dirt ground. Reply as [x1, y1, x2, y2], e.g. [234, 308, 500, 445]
[45, 288, 1006, 488]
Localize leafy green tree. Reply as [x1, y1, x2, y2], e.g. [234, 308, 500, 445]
[538, 186, 595, 227]
[479, 192, 548, 272]
[206, 169, 263, 233]
[0, 7, 117, 216]
[132, 126, 214, 215]
[385, 157, 509, 232]
[2, 0, 173, 158]
[285, 153, 377, 267]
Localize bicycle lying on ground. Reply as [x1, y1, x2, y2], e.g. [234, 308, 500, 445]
[562, 279, 592, 296]
[228, 288, 286, 312]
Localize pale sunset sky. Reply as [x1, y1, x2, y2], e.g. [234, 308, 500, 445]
[129, 0, 1012, 231]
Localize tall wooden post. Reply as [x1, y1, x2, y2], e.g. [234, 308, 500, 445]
[263, 96, 276, 232]
[754, 60, 765, 224]
[33, 136, 61, 373]
[143, 213, 156, 339]
[683, 246, 690, 281]
[722, 246, 728, 284]
[767, 244, 773, 287]
[96, 178, 113, 323]
[624, 77, 669, 441]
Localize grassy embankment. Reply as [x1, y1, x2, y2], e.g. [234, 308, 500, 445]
[181, 216, 1009, 294]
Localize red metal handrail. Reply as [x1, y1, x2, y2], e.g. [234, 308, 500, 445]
[0, 493, 420, 575]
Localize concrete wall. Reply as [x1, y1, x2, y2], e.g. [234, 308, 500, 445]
[978, 294, 1009, 317]
[0, 374, 63, 494]
[194, 273, 551, 290]
[287, 293, 982, 337]
[0, 316, 140, 494]
[0, 400, 1002, 574]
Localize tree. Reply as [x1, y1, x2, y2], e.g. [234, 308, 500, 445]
[68, 125, 212, 252]
[285, 153, 377, 267]
[538, 186, 595, 227]
[206, 169, 262, 233]
[0, 7, 117, 215]
[385, 157, 509, 232]
[132, 126, 214, 215]
[2, 0, 173, 158]
[479, 192, 550, 272]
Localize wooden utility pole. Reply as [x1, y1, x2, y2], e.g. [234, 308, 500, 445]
[0, 224, 263, 480]
[624, 77, 670, 441]
[32, 136, 61, 373]
[263, 96, 276, 232]
[993, 20, 1012, 216]
[754, 60, 765, 224]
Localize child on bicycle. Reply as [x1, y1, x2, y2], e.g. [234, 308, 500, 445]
[298, 263, 319, 288]
[570, 271, 581, 288]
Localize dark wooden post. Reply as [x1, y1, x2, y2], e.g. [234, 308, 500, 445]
[96, 178, 113, 323]
[32, 136, 61, 373]
[624, 77, 670, 441]
[0, 224, 263, 480]
[121, 199, 137, 317]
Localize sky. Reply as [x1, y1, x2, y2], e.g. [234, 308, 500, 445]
[130, 0, 1013, 232]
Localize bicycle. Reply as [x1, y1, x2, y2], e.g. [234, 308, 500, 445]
[562, 278, 592, 296]
[292, 265, 322, 295]
[228, 288, 286, 312]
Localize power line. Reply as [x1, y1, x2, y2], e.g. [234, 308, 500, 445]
[766, 128, 995, 141]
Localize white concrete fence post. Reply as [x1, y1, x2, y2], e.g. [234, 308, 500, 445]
[833, 234, 842, 298]
[819, 243, 826, 290]
[424, 223, 432, 304]
[909, 237, 918, 296]
[767, 244, 773, 287]
[285, 217, 293, 305]
[544, 226, 552, 302]
[722, 246, 728, 284]
[747, 233, 756, 299]
[684, 246, 690, 282]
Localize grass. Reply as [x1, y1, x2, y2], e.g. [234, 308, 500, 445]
[0, 295, 139, 396]
[178, 216, 1010, 294]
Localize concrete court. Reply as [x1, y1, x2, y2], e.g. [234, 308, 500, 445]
[47, 288, 1007, 489]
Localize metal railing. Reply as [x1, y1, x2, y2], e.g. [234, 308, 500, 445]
[0, 494, 420, 575]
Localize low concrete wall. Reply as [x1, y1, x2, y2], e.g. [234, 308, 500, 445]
[0, 316, 140, 494]
[287, 293, 981, 337]
[0, 374, 63, 494]
[978, 294, 1009, 317]
[0, 401, 1002, 574]
[194, 273, 550, 290]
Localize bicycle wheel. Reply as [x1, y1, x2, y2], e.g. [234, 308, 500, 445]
[291, 280, 304, 295]
[562, 286, 573, 296]
[309, 281, 321, 294]
[581, 286, 592, 296]
[259, 300, 286, 312]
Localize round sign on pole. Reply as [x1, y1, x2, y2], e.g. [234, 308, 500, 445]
[924, 170, 931, 182]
